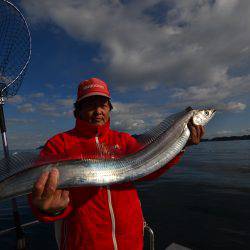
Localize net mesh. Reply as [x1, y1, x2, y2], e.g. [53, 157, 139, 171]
[0, 0, 31, 97]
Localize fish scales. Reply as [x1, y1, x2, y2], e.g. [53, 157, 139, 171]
[0, 108, 215, 201]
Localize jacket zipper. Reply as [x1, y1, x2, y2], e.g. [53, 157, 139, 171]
[107, 186, 118, 250]
[95, 136, 118, 250]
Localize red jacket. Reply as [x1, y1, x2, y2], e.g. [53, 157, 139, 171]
[29, 118, 184, 250]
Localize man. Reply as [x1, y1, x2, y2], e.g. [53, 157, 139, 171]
[29, 78, 204, 250]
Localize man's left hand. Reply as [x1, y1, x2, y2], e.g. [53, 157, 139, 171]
[186, 121, 205, 146]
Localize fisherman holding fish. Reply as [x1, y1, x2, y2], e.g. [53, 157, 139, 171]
[29, 78, 205, 250]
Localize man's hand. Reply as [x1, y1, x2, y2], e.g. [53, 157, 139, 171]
[31, 168, 70, 215]
[186, 120, 205, 146]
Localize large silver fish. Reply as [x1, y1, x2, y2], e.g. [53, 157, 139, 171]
[0, 108, 215, 201]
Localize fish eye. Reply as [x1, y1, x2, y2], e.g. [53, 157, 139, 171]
[204, 110, 209, 116]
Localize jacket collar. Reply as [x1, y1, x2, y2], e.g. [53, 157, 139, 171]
[75, 118, 110, 138]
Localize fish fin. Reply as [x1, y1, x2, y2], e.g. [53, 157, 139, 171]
[0, 151, 39, 181]
[185, 106, 193, 112]
[134, 109, 189, 146]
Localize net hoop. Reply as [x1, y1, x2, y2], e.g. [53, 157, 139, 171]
[0, 0, 32, 97]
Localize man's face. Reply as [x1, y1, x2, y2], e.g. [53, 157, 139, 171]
[78, 96, 111, 125]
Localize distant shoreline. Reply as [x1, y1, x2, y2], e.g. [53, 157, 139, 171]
[132, 134, 250, 143]
[202, 135, 250, 142]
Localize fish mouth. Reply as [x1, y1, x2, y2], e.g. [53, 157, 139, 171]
[209, 109, 216, 121]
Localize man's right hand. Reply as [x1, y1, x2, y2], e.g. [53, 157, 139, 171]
[31, 168, 70, 215]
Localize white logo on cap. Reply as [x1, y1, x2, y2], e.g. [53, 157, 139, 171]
[82, 84, 105, 90]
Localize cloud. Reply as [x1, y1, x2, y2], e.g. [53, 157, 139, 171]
[111, 101, 170, 133]
[7, 132, 46, 150]
[20, 0, 250, 101]
[62, 110, 74, 117]
[55, 98, 74, 107]
[7, 95, 24, 104]
[44, 83, 55, 89]
[209, 125, 250, 138]
[143, 82, 159, 91]
[39, 103, 56, 112]
[36, 102, 59, 117]
[7, 118, 35, 125]
[36, 100, 74, 117]
[241, 128, 250, 135]
[7, 95, 73, 117]
[210, 129, 234, 138]
[17, 103, 35, 113]
[217, 101, 247, 112]
[172, 85, 229, 103]
[30, 92, 45, 98]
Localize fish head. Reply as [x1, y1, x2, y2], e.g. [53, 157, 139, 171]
[192, 109, 216, 126]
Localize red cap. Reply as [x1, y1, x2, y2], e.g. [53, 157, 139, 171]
[76, 78, 111, 102]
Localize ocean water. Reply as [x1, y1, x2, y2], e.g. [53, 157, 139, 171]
[0, 141, 250, 249]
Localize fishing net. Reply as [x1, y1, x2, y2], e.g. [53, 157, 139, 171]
[0, 2, 32, 247]
[0, 0, 31, 98]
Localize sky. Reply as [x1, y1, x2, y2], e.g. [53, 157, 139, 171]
[1, 0, 250, 150]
